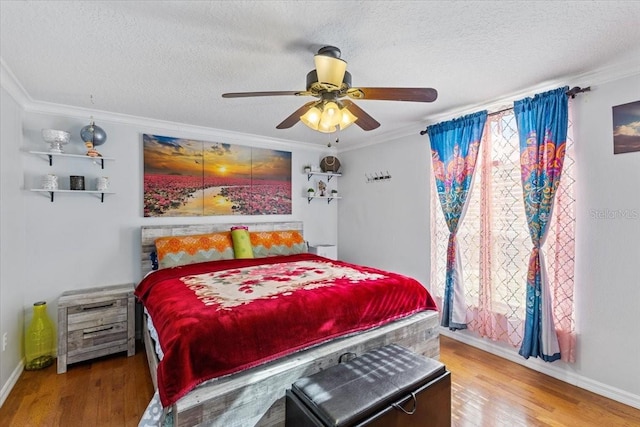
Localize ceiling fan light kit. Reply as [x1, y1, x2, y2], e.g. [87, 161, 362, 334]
[300, 100, 357, 133]
[222, 45, 438, 135]
[339, 106, 358, 129]
[314, 54, 347, 88]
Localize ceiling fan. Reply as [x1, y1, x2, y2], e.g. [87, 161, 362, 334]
[222, 46, 438, 133]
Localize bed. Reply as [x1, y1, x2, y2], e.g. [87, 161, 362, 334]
[136, 222, 440, 427]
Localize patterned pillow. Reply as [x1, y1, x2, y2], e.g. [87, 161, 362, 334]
[155, 232, 234, 269]
[150, 251, 159, 271]
[250, 230, 307, 258]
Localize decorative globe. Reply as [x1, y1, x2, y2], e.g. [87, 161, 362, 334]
[80, 122, 107, 146]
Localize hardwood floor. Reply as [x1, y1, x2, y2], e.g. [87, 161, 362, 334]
[0, 343, 153, 427]
[1, 336, 639, 426]
[439, 336, 640, 427]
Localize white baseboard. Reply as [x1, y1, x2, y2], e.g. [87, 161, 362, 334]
[440, 328, 640, 410]
[0, 360, 24, 408]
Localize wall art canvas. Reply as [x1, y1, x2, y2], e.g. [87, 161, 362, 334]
[143, 134, 291, 217]
[612, 100, 640, 154]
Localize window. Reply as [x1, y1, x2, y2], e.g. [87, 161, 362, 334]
[430, 106, 576, 359]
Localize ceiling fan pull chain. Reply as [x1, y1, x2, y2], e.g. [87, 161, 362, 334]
[327, 131, 340, 147]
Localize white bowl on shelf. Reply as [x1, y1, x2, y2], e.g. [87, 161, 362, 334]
[41, 129, 70, 153]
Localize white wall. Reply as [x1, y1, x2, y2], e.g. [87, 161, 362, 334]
[338, 73, 640, 408]
[572, 74, 640, 398]
[0, 69, 340, 403]
[337, 135, 432, 287]
[0, 86, 27, 406]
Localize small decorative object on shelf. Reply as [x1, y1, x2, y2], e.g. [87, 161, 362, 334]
[69, 175, 85, 190]
[307, 188, 315, 197]
[42, 174, 58, 190]
[80, 119, 107, 158]
[318, 180, 327, 196]
[331, 189, 338, 197]
[96, 176, 109, 191]
[41, 129, 70, 154]
[303, 165, 312, 173]
[25, 301, 55, 370]
[320, 156, 341, 173]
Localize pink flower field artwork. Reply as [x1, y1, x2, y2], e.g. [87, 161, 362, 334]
[143, 134, 292, 217]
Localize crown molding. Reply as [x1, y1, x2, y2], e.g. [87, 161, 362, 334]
[340, 124, 422, 153]
[0, 59, 329, 153]
[338, 55, 640, 153]
[4, 56, 636, 155]
[425, 61, 640, 128]
[22, 99, 325, 152]
[0, 58, 32, 106]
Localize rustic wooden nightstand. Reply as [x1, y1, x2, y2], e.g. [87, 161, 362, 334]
[57, 283, 135, 374]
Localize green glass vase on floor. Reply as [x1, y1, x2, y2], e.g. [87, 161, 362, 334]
[25, 301, 55, 370]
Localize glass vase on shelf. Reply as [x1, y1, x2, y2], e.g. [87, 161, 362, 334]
[25, 301, 55, 370]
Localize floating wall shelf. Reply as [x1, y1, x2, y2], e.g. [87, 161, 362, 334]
[27, 150, 116, 202]
[30, 189, 115, 203]
[306, 195, 342, 204]
[306, 171, 341, 182]
[29, 151, 115, 169]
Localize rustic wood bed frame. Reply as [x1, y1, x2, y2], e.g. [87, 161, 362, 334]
[139, 222, 440, 427]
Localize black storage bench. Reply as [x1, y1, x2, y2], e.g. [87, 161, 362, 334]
[285, 344, 451, 427]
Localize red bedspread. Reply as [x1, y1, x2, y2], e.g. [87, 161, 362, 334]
[135, 253, 437, 407]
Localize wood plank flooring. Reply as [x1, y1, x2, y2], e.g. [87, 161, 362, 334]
[1, 336, 639, 426]
[439, 336, 640, 427]
[0, 343, 153, 427]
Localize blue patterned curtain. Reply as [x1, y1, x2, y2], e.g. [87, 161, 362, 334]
[514, 87, 568, 361]
[427, 111, 487, 330]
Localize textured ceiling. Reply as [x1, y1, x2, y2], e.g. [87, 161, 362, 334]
[2, 1, 640, 148]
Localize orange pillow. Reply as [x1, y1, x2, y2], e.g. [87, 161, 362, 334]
[155, 232, 234, 268]
[250, 230, 307, 257]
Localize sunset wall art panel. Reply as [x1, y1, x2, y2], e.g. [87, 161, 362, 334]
[143, 134, 292, 217]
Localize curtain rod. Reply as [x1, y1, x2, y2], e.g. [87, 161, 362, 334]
[419, 86, 591, 135]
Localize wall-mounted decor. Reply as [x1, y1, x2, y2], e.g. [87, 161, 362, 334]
[613, 100, 640, 154]
[143, 134, 291, 217]
[365, 171, 392, 183]
[320, 156, 341, 173]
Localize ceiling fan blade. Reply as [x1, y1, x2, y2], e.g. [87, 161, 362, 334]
[341, 100, 380, 131]
[222, 91, 302, 98]
[276, 101, 317, 129]
[347, 87, 438, 103]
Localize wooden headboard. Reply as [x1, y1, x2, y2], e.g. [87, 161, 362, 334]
[140, 221, 304, 277]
